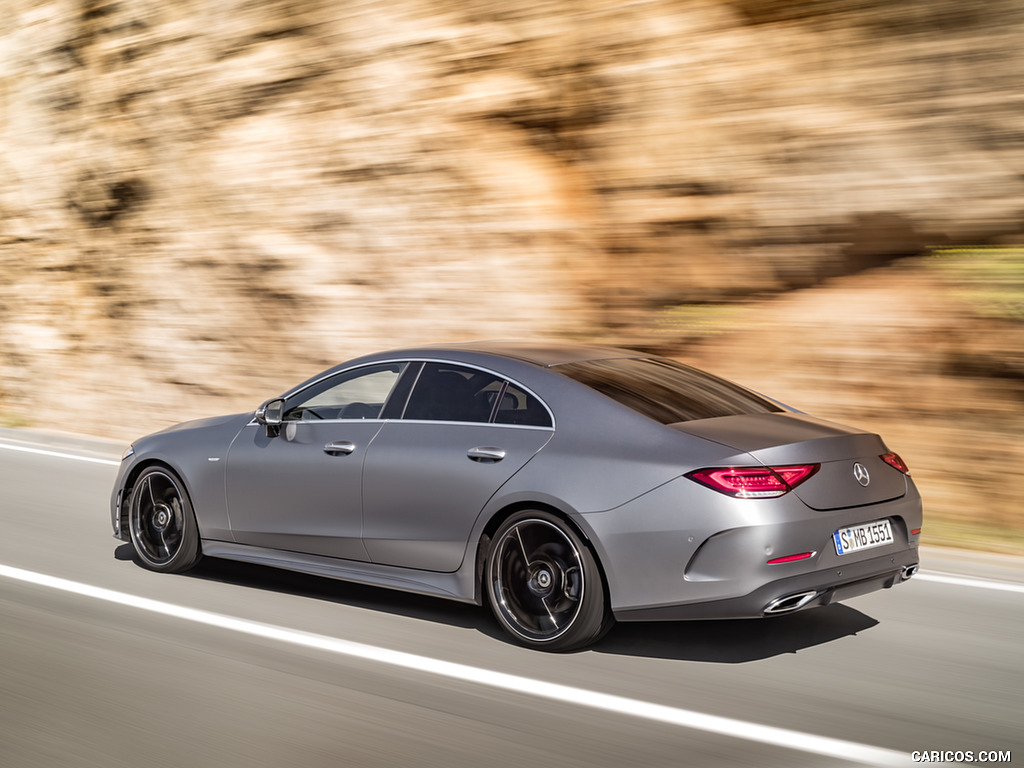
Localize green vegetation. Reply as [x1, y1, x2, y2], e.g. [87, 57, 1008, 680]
[0, 412, 31, 429]
[930, 247, 1024, 321]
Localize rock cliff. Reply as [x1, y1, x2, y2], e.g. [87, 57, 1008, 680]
[1, 0, 1021, 449]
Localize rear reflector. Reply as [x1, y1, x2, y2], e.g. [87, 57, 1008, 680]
[767, 552, 814, 564]
[880, 452, 910, 474]
[686, 464, 820, 498]
[911, 528, 922, 535]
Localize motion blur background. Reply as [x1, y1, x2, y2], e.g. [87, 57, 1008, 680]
[1, 0, 1021, 552]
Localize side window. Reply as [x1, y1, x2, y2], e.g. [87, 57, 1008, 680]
[403, 363, 503, 423]
[494, 383, 552, 427]
[284, 363, 405, 421]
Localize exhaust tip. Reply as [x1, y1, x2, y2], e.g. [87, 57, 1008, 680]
[901, 563, 919, 581]
[764, 590, 820, 615]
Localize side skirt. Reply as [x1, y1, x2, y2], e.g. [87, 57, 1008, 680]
[201, 540, 479, 604]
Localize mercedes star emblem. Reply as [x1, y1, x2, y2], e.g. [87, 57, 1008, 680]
[853, 462, 870, 487]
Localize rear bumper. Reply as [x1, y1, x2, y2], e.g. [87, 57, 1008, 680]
[613, 547, 919, 621]
[575, 469, 923, 620]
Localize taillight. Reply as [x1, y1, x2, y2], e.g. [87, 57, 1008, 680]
[880, 452, 910, 474]
[686, 464, 820, 498]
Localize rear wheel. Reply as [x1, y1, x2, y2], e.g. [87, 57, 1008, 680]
[128, 467, 202, 573]
[486, 510, 612, 651]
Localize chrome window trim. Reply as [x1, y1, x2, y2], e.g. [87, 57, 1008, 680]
[247, 357, 556, 429]
[241, 419, 552, 431]
[396, 419, 553, 431]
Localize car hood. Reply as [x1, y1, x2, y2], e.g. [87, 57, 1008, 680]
[670, 412, 906, 510]
[146, 412, 252, 438]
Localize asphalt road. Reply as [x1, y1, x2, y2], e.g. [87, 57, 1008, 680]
[0, 428, 1020, 768]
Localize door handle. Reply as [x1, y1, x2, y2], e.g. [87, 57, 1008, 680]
[324, 441, 356, 455]
[467, 446, 506, 463]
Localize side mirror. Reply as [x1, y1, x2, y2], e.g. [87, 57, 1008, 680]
[255, 398, 285, 437]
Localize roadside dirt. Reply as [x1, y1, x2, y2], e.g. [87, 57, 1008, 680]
[2, 1, 1022, 553]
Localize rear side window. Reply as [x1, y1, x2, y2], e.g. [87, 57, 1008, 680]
[400, 363, 553, 427]
[403, 363, 503, 423]
[494, 383, 552, 427]
[556, 358, 782, 424]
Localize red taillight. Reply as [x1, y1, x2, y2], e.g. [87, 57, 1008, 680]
[880, 452, 910, 474]
[686, 464, 820, 498]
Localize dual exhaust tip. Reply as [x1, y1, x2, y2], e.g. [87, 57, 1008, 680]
[763, 563, 920, 615]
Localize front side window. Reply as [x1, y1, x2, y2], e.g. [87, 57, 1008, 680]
[285, 363, 406, 421]
[555, 357, 782, 424]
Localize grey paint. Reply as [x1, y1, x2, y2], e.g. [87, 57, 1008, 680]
[361, 421, 552, 571]
[112, 342, 922, 621]
[225, 420, 386, 561]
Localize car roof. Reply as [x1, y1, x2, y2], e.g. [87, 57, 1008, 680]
[393, 340, 646, 368]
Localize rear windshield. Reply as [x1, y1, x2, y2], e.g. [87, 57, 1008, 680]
[556, 357, 783, 424]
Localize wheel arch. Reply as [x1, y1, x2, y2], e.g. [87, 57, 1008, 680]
[124, 457, 190, 496]
[120, 458, 197, 537]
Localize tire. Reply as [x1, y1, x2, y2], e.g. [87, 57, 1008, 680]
[486, 510, 612, 651]
[128, 466, 202, 573]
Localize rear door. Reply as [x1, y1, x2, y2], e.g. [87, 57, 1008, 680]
[360, 362, 553, 572]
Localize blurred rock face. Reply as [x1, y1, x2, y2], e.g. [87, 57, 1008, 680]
[0, 0, 1022, 432]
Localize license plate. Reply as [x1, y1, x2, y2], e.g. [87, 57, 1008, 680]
[833, 519, 893, 556]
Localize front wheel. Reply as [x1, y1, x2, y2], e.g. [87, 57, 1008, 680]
[486, 511, 612, 651]
[128, 466, 202, 573]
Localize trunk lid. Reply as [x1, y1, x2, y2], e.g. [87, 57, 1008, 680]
[671, 412, 907, 510]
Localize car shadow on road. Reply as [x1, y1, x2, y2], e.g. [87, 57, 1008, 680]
[593, 604, 879, 662]
[115, 543, 879, 661]
[115, 543, 504, 638]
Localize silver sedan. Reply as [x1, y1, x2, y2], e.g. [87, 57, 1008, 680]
[111, 342, 922, 651]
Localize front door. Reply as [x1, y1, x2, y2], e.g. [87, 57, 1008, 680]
[224, 361, 407, 561]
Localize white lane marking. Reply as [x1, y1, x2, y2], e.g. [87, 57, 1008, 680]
[0, 564, 912, 767]
[916, 572, 1024, 595]
[0, 441, 120, 466]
